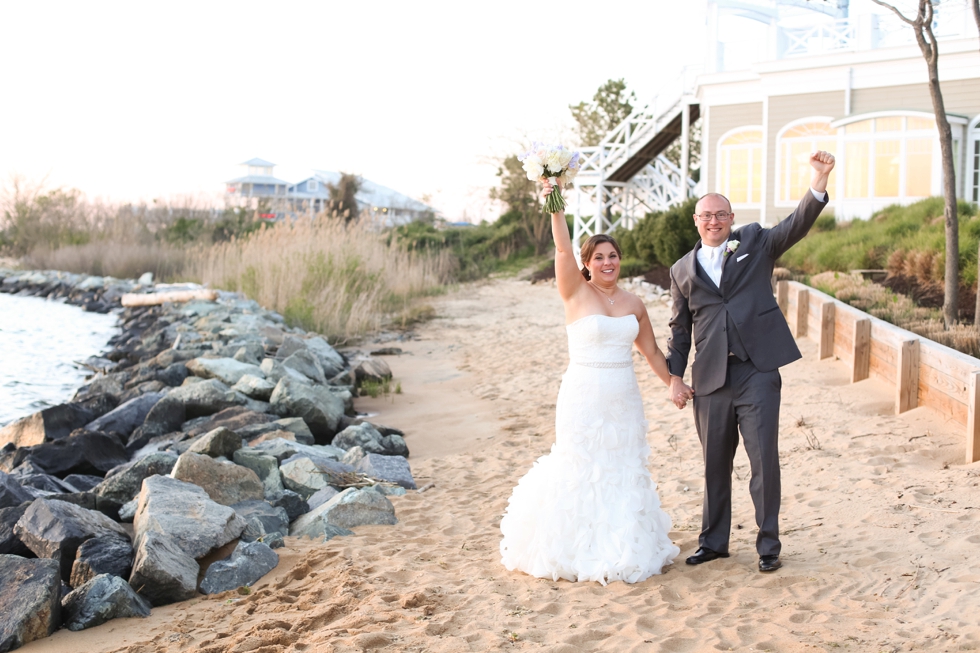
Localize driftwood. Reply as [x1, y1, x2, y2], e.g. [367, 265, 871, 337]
[120, 289, 218, 307]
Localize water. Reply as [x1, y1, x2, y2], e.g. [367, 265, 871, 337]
[0, 293, 119, 427]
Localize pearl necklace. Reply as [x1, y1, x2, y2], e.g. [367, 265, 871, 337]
[590, 281, 617, 305]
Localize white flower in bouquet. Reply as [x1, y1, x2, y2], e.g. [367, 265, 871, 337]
[519, 143, 581, 213]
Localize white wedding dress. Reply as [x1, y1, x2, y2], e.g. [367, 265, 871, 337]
[499, 313, 679, 585]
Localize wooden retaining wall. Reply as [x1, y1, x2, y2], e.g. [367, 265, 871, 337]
[778, 280, 980, 464]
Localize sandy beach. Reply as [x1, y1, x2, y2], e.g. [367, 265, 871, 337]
[22, 277, 980, 653]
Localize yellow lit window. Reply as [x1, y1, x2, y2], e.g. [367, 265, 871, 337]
[875, 117, 903, 133]
[718, 128, 763, 206]
[874, 140, 901, 197]
[845, 120, 872, 134]
[907, 117, 936, 131]
[778, 121, 837, 202]
[906, 138, 933, 197]
[845, 141, 870, 198]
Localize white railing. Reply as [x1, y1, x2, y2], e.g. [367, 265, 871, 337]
[782, 19, 856, 56]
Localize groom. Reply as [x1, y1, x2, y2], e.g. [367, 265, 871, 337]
[666, 151, 835, 572]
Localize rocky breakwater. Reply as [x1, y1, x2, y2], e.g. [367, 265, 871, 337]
[0, 269, 414, 651]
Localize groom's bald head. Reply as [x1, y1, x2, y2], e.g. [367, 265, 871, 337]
[695, 193, 732, 215]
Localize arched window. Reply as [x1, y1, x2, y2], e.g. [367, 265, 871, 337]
[717, 127, 763, 207]
[968, 115, 980, 204]
[776, 119, 837, 204]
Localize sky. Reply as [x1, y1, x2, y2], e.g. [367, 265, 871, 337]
[0, 1, 707, 222]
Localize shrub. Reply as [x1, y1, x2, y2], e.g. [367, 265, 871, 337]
[616, 197, 699, 268]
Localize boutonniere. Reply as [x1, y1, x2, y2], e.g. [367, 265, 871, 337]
[723, 240, 740, 259]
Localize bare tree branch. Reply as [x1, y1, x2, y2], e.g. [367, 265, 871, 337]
[869, 0, 918, 25]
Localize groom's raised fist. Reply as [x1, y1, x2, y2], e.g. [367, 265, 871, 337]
[810, 150, 835, 174]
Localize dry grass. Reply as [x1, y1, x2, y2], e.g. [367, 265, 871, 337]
[811, 271, 980, 358]
[188, 213, 452, 342]
[25, 241, 190, 279]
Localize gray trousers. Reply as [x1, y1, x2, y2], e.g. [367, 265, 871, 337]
[692, 357, 782, 557]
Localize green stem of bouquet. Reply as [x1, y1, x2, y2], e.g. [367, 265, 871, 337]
[543, 186, 566, 214]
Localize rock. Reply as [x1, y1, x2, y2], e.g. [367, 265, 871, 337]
[281, 350, 327, 385]
[269, 377, 345, 444]
[303, 336, 346, 377]
[10, 430, 129, 478]
[0, 403, 94, 448]
[84, 393, 165, 438]
[200, 541, 278, 595]
[167, 379, 244, 419]
[238, 418, 314, 445]
[340, 446, 366, 466]
[14, 499, 129, 581]
[182, 407, 273, 438]
[93, 452, 178, 503]
[128, 531, 198, 606]
[187, 427, 243, 458]
[259, 358, 311, 386]
[0, 472, 35, 509]
[0, 505, 33, 557]
[156, 362, 189, 387]
[134, 395, 186, 442]
[117, 499, 137, 523]
[268, 490, 309, 522]
[306, 486, 339, 510]
[370, 347, 402, 356]
[70, 534, 134, 587]
[231, 374, 276, 401]
[18, 473, 75, 495]
[133, 475, 246, 559]
[0, 556, 61, 651]
[171, 453, 265, 506]
[356, 454, 417, 490]
[251, 438, 344, 463]
[231, 449, 284, 497]
[186, 357, 265, 386]
[273, 335, 308, 361]
[233, 500, 289, 542]
[61, 474, 104, 493]
[62, 573, 151, 631]
[261, 532, 285, 549]
[332, 422, 409, 457]
[353, 357, 392, 384]
[290, 487, 396, 537]
[279, 457, 355, 499]
[374, 484, 407, 497]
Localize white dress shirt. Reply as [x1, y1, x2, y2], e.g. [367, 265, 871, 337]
[697, 188, 827, 288]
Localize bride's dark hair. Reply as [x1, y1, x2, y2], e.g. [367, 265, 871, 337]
[579, 234, 622, 280]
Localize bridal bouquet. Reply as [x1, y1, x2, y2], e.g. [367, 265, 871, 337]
[519, 143, 581, 213]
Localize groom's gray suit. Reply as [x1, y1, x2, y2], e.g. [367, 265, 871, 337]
[666, 190, 828, 557]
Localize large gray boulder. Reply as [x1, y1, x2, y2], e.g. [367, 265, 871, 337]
[0, 556, 61, 651]
[93, 451, 178, 503]
[185, 357, 265, 386]
[11, 430, 129, 478]
[306, 486, 339, 511]
[0, 403, 94, 448]
[134, 395, 185, 442]
[0, 505, 32, 557]
[0, 472, 33, 509]
[269, 490, 309, 522]
[303, 336, 345, 377]
[231, 449, 284, 497]
[289, 487, 396, 538]
[62, 474, 103, 493]
[84, 392, 165, 438]
[356, 454, 417, 490]
[170, 453, 264, 506]
[281, 350, 327, 385]
[353, 357, 392, 384]
[233, 500, 289, 543]
[279, 457, 354, 499]
[268, 377, 344, 443]
[70, 534, 134, 588]
[133, 475, 246, 559]
[231, 374, 276, 401]
[186, 427, 243, 458]
[259, 358, 311, 386]
[200, 541, 278, 595]
[62, 573, 151, 631]
[332, 422, 409, 457]
[167, 379, 245, 418]
[251, 438, 344, 464]
[14, 499, 129, 581]
[128, 531, 198, 606]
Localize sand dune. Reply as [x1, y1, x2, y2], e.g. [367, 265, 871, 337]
[23, 278, 980, 653]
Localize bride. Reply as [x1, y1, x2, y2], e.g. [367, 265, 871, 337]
[499, 180, 681, 585]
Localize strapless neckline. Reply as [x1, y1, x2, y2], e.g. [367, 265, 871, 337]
[566, 313, 637, 328]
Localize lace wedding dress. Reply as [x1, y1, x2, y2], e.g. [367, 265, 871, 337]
[499, 314, 679, 585]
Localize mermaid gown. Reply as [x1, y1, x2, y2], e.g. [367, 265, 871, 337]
[499, 313, 679, 585]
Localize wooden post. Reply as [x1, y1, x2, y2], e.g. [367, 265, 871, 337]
[777, 280, 789, 316]
[852, 318, 871, 382]
[819, 301, 835, 359]
[896, 339, 920, 414]
[968, 373, 980, 464]
[794, 287, 809, 338]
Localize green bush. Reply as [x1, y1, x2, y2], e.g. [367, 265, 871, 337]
[616, 197, 699, 268]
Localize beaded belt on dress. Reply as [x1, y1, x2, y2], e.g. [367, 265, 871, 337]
[573, 360, 632, 368]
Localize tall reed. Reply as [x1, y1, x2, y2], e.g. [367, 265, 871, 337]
[189, 214, 452, 342]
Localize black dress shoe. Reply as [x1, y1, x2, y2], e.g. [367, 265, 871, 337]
[759, 555, 782, 572]
[685, 548, 730, 565]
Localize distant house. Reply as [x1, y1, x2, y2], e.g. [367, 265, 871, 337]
[225, 159, 433, 225]
[225, 159, 290, 208]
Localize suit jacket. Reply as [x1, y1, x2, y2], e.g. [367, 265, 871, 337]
[666, 191, 829, 395]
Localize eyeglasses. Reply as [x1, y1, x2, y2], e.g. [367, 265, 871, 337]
[696, 212, 732, 222]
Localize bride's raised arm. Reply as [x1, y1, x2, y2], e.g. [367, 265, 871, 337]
[543, 179, 586, 302]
